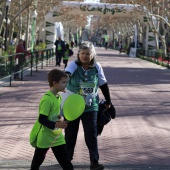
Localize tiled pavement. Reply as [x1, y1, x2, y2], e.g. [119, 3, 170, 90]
[0, 47, 170, 170]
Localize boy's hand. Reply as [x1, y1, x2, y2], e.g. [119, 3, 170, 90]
[55, 121, 69, 129]
[58, 115, 64, 121]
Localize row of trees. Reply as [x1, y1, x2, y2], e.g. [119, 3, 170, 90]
[0, 0, 71, 51]
[0, 0, 91, 54]
[100, 0, 170, 55]
[0, 0, 170, 56]
[0, 0, 35, 51]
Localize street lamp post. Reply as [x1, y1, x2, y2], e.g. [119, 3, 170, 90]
[31, 10, 37, 52]
[5, 0, 11, 51]
[30, 10, 37, 76]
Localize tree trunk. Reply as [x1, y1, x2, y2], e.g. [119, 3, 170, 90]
[0, 1, 6, 34]
[8, 22, 14, 48]
[25, 7, 30, 50]
[160, 37, 167, 57]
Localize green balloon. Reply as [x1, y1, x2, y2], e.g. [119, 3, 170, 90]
[63, 94, 85, 121]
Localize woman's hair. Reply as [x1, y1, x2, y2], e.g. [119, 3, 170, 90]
[76, 41, 96, 67]
[48, 69, 68, 87]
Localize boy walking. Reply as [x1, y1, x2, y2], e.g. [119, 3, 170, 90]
[30, 69, 73, 170]
[63, 44, 74, 69]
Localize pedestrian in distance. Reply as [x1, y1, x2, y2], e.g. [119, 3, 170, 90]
[30, 69, 73, 170]
[70, 41, 74, 49]
[167, 43, 170, 53]
[116, 42, 119, 50]
[119, 41, 123, 54]
[63, 44, 74, 69]
[14, 39, 30, 80]
[104, 34, 108, 50]
[54, 36, 65, 67]
[63, 41, 112, 170]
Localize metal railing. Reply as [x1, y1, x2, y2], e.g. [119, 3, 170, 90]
[0, 48, 54, 86]
[136, 49, 170, 69]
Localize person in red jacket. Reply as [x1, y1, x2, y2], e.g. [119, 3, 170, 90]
[14, 39, 30, 80]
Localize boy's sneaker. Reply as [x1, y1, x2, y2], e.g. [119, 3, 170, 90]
[90, 162, 104, 170]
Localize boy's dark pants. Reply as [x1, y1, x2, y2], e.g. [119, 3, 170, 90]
[31, 144, 73, 170]
[63, 59, 68, 69]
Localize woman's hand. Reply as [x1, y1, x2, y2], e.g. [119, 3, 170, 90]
[105, 104, 111, 110]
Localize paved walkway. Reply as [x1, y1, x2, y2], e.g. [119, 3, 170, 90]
[0, 47, 170, 170]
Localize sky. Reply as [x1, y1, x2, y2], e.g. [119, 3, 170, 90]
[83, 0, 100, 29]
[83, 0, 100, 28]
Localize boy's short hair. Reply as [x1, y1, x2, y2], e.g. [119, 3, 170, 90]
[65, 44, 69, 49]
[48, 69, 68, 87]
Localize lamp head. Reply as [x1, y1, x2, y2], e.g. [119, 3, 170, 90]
[6, 0, 11, 7]
[32, 10, 37, 19]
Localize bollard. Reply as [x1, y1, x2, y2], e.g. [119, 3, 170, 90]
[9, 55, 13, 87]
[21, 53, 24, 80]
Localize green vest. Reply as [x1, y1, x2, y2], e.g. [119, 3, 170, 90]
[67, 66, 99, 112]
[63, 50, 69, 60]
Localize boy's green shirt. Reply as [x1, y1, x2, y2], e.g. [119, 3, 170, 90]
[36, 90, 65, 148]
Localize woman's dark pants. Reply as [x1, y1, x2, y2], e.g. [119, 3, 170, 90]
[65, 111, 99, 163]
